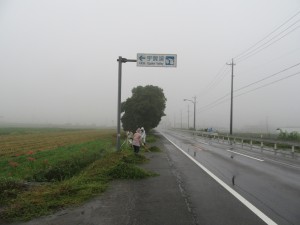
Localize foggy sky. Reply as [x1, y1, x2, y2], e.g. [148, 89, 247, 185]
[1, 0, 300, 133]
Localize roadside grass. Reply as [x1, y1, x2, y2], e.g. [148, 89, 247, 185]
[0, 150, 156, 222]
[145, 133, 157, 143]
[146, 133, 161, 152]
[0, 128, 157, 222]
[148, 146, 161, 152]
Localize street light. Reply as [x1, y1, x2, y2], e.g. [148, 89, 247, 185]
[184, 96, 197, 130]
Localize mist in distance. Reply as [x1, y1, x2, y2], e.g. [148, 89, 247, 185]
[1, 0, 300, 133]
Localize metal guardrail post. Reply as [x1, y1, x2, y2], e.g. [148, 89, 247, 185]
[176, 129, 300, 155]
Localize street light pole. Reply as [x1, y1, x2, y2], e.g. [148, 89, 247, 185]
[193, 96, 196, 130]
[184, 96, 197, 130]
[187, 104, 190, 129]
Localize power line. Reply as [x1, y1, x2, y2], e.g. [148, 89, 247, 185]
[236, 23, 300, 63]
[197, 90, 230, 112]
[198, 64, 229, 97]
[204, 65, 227, 90]
[234, 10, 300, 60]
[206, 67, 230, 93]
[197, 11, 300, 115]
[234, 71, 300, 98]
[237, 47, 300, 76]
[198, 71, 300, 113]
[235, 62, 300, 92]
[197, 64, 300, 113]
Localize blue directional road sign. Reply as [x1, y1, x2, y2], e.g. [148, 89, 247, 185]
[137, 53, 177, 67]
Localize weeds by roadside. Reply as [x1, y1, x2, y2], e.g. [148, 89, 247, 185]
[0, 129, 160, 223]
[0, 150, 155, 222]
[148, 146, 161, 152]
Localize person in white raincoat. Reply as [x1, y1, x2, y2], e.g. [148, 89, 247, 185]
[140, 127, 146, 145]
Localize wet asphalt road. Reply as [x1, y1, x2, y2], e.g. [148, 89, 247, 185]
[8, 130, 299, 225]
[162, 129, 300, 225]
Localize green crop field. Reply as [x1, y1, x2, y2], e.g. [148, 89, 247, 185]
[0, 128, 155, 223]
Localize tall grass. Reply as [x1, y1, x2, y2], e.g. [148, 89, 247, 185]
[0, 151, 155, 222]
[0, 128, 157, 222]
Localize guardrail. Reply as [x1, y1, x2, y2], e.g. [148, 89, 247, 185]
[175, 129, 300, 159]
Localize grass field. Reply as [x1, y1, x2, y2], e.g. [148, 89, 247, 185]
[0, 128, 112, 157]
[0, 127, 156, 222]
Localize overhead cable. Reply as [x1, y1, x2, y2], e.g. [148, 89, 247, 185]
[198, 71, 300, 113]
[198, 64, 229, 97]
[234, 71, 300, 98]
[234, 10, 300, 61]
[197, 63, 300, 112]
[236, 23, 300, 63]
[235, 62, 300, 92]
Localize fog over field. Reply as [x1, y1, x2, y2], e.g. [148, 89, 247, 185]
[1, 0, 300, 133]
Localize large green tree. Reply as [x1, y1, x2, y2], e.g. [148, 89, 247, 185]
[121, 85, 166, 132]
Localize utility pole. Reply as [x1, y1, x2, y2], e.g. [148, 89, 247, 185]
[227, 59, 235, 135]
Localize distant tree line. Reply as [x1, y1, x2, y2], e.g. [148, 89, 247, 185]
[277, 129, 300, 141]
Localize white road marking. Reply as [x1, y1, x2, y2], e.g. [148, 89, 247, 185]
[161, 132, 277, 225]
[227, 150, 264, 162]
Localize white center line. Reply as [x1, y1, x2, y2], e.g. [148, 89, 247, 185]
[227, 150, 264, 161]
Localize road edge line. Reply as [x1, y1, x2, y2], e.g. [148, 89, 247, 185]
[161, 132, 277, 225]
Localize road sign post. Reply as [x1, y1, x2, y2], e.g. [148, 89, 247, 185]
[116, 57, 137, 151]
[116, 54, 177, 151]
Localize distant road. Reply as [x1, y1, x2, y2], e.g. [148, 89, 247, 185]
[161, 129, 300, 225]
